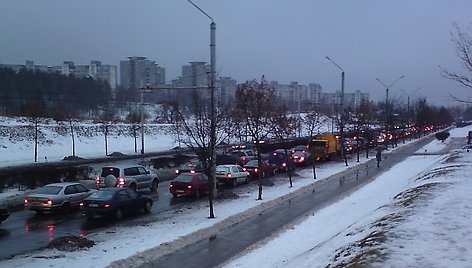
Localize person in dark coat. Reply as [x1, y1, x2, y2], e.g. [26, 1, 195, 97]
[376, 148, 382, 167]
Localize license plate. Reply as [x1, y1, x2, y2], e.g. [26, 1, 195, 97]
[89, 204, 99, 208]
[176, 190, 184, 193]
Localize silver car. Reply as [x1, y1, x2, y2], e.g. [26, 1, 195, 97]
[24, 182, 94, 214]
[95, 165, 159, 192]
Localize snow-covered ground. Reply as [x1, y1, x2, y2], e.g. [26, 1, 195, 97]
[1, 117, 471, 267]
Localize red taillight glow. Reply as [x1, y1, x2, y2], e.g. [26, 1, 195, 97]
[190, 170, 196, 174]
[227, 173, 232, 178]
[95, 177, 100, 184]
[103, 204, 111, 208]
[24, 198, 28, 204]
[300, 157, 305, 161]
[254, 168, 258, 173]
[243, 167, 247, 171]
[175, 170, 179, 174]
[79, 202, 84, 207]
[43, 199, 53, 205]
[242, 156, 246, 161]
[118, 177, 125, 186]
[282, 163, 287, 167]
[187, 185, 192, 189]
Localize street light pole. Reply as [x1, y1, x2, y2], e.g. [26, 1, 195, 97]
[187, 0, 216, 219]
[326, 56, 347, 166]
[376, 75, 405, 149]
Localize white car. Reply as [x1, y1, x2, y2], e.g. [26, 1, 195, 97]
[215, 164, 250, 187]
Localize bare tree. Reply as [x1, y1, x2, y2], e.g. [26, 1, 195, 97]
[170, 89, 231, 218]
[100, 109, 118, 156]
[441, 22, 472, 103]
[302, 104, 327, 179]
[233, 76, 276, 200]
[270, 106, 297, 187]
[24, 100, 48, 162]
[126, 112, 141, 153]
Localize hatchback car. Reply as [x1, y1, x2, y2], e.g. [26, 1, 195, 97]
[215, 164, 249, 186]
[175, 161, 206, 175]
[95, 165, 159, 192]
[268, 149, 296, 172]
[169, 172, 209, 198]
[292, 150, 310, 166]
[242, 160, 277, 178]
[80, 187, 153, 220]
[24, 182, 94, 214]
[0, 207, 9, 225]
[229, 150, 256, 165]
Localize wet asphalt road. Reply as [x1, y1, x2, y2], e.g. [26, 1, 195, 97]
[138, 136, 441, 268]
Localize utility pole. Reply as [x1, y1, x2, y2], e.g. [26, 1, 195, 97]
[188, 0, 216, 219]
[326, 56, 347, 166]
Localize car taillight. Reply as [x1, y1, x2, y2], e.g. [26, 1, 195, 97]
[43, 199, 53, 205]
[254, 168, 258, 173]
[79, 202, 84, 207]
[187, 185, 192, 189]
[103, 203, 111, 208]
[175, 170, 179, 174]
[190, 170, 196, 174]
[95, 177, 100, 184]
[227, 173, 232, 178]
[24, 198, 28, 204]
[242, 156, 246, 161]
[282, 163, 287, 167]
[118, 177, 125, 186]
[169, 183, 174, 188]
[242, 167, 247, 171]
[300, 157, 305, 161]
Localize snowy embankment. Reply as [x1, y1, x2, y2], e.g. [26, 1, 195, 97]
[0, 116, 177, 168]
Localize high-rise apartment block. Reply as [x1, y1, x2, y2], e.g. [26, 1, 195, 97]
[120, 56, 165, 90]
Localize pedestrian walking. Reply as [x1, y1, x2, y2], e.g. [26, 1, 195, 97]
[376, 147, 382, 167]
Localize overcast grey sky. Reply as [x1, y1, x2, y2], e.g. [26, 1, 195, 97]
[1, 0, 471, 106]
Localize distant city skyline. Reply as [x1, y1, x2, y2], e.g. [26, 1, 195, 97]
[1, 0, 472, 106]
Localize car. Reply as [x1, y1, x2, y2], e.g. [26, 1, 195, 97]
[175, 161, 206, 175]
[230, 150, 256, 165]
[80, 187, 153, 220]
[216, 154, 244, 166]
[24, 182, 94, 214]
[95, 165, 159, 192]
[169, 172, 209, 198]
[290, 145, 308, 154]
[215, 164, 250, 187]
[268, 149, 296, 172]
[242, 160, 277, 178]
[292, 150, 310, 166]
[0, 207, 10, 225]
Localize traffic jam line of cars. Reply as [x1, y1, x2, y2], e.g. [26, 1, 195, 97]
[14, 147, 305, 222]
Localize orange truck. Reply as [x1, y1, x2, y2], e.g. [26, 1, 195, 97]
[309, 134, 340, 161]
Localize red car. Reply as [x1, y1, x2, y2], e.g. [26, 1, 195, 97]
[242, 160, 277, 178]
[169, 172, 209, 198]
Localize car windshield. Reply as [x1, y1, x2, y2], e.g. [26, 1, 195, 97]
[34, 186, 62, 195]
[174, 174, 194, 183]
[89, 190, 115, 200]
[216, 166, 230, 173]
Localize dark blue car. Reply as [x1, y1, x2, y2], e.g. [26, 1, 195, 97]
[80, 188, 153, 220]
[268, 149, 296, 172]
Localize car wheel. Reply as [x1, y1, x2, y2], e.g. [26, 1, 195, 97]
[232, 179, 238, 187]
[150, 179, 159, 192]
[244, 176, 248, 184]
[195, 189, 201, 198]
[144, 201, 152, 213]
[115, 209, 123, 220]
[129, 183, 137, 192]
